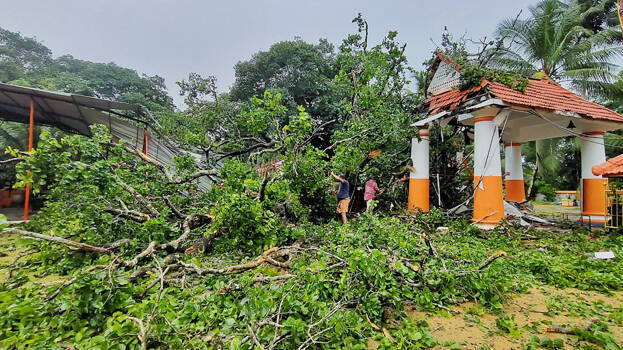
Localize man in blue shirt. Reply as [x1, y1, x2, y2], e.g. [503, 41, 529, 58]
[331, 172, 350, 224]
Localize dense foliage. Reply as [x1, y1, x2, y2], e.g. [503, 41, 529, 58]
[2, 204, 623, 348]
[0, 28, 175, 111]
[2, 5, 623, 349]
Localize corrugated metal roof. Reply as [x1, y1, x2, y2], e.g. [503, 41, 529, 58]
[0, 82, 140, 135]
[0, 82, 209, 190]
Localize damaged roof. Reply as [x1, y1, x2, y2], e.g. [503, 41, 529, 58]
[423, 52, 623, 124]
[425, 77, 623, 123]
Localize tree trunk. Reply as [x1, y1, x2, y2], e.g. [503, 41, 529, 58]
[527, 160, 539, 200]
[2, 228, 111, 253]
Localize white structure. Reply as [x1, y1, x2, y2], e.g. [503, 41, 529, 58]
[410, 52, 623, 226]
[408, 128, 430, 212]
[504, 142, 526, 202]
[580, 132, 608, 224]
[471, 108, 504, 226]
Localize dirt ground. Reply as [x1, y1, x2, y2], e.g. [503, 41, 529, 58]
[405, 286, 623, 349]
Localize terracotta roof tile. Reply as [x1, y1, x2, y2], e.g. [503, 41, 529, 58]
[592, 153, 623, 177]
[488, 78, 623, 123]
[425, 81, 486, 115]
[425, 77, 623, 124]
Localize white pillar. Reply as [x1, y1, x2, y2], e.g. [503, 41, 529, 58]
[504, 143, 526, 202]
[580, 131, 607, 225]
[472, 110, 504, 226]
[408, 127, 429, 212]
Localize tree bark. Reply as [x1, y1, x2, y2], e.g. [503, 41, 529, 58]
[526, 160, 539, 200]
[2, 228, 111, 253]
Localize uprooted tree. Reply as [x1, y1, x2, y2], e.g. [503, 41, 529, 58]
[0, 20, 511, 348]
[3, 10, 623, 349]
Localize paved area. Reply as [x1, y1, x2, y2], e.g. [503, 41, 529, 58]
[0, 207, 29, 221]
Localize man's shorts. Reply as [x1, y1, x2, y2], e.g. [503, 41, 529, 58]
[336, 198, 350, 213]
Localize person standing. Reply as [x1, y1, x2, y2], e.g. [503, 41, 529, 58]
[331, 172, 350, 224]
[364, 178, 381, 212]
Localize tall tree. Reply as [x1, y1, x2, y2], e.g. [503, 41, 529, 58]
[493, 0, 622, 98]
[230, 39, 344, 131]
[329, 15, 422, 208]
[0, 27, 175, 114]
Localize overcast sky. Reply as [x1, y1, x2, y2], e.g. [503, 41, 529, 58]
[0, 0, 537, 107]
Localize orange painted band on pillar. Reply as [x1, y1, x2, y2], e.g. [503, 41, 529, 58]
[505, 180, 526, 202]
[473, 176, 504, 224]
[408, 127, 429, 212]
[472, 116, 504, 226]
[24, 98, 34, 221]
[581, 179, 607, 217]
[473, 116, 495, 123]
[580, 131, 607, 224]
[408, 178, 429, 212]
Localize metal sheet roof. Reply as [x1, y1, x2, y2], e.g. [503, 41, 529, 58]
[0, 82, 140, 134]
[0, 82, 209, 190]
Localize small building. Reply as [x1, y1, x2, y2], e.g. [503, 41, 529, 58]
[409, 52, 623, 227]
[555, 190, 579, 207]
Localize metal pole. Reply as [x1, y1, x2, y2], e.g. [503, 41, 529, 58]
[589, 216, 592, 233]
[142, 128, 149, 156]
[23, 98, 34, 220]
[436, 173, 442, 207]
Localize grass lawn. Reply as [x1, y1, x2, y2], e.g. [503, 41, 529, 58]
[533, 202, 581, 222]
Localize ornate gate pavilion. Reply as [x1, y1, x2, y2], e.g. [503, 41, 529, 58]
[409, 52, 623, 228]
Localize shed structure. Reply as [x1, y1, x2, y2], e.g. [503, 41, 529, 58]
[0, 83, 207, 219]
[410, 53, 623, 227]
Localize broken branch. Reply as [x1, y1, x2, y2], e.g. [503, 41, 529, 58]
[2, 228, 111, 253]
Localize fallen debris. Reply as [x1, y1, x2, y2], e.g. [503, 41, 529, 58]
[585, 251, 615, 260]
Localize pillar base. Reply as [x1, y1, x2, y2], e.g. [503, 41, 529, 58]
[579, 215, 607, 226]
[473, 176, 504, 225]
[505, 179, 526, 202]
[581, 178, 607, 223]
[408, 178, 429, 212]
[473, 223, 498, 231]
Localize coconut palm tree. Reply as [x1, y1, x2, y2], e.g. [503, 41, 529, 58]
[493, 0, 622, 98]
[492, 0, 623, 198]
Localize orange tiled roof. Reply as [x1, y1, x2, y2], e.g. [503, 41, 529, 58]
[425, 77, 623, 123]
[592, 153, 623, 177]
[426, 80, 486, 114]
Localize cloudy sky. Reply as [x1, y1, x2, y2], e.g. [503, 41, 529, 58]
[0, 0, 537, 107]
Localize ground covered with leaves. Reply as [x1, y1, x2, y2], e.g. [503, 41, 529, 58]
[1, 210, 622, 349]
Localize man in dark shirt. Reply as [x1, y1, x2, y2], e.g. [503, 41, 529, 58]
[331, 172, 350, 224]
